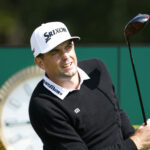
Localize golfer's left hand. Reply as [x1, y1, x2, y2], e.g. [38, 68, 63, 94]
[130, 119, 150, 150]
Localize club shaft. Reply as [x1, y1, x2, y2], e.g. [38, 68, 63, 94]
[126, 38, 147, 125]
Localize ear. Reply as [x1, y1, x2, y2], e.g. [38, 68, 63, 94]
[34, 57, 45, 70]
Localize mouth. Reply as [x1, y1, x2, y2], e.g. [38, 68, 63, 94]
[62, 62, 73, 69]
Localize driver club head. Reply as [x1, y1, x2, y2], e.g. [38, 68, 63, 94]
[124, 13, 150, 38]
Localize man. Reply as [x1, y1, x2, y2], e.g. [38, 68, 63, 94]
[29, 22, 150, 150]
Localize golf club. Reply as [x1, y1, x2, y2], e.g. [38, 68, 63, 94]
[124, 13, 150, 125]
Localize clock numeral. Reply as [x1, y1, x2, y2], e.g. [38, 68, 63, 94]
[8, 98, 22, 109]
[8, 134, 22, 144]
[23, 83, 33, 97]
[4, 119, 17, 127]
[5, 119, 30, 127]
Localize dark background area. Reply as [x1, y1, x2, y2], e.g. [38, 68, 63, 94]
[0, 0, 150, 46]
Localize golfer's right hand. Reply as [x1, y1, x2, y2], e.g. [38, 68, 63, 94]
[130, 119, 150, 150]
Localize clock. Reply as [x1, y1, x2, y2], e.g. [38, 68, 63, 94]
[0, 65, 44, 150]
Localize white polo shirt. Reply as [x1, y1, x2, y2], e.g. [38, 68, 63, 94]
[43, 67, 90, 100]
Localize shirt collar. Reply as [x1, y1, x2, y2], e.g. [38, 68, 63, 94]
[43, 67, 90, 100]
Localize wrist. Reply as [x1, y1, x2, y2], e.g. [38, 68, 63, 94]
[130, 135, 143, 150]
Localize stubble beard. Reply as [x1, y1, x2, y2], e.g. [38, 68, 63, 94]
[60, 65, 78, 78]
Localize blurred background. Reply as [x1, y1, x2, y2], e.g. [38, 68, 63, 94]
[0, 0, 150, 46]
[1, 0, 150, 150]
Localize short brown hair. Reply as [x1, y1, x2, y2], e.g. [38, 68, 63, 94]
[37, 53, 44, 59]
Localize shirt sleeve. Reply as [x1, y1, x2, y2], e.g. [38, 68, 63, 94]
[29, 97, 89, 150]
[99, 89, 138, 149]
[112, 85, 136, 139]
[119, 108, 136, 139]
[95, 59, 138, 150]
[101, 138, 137, 150]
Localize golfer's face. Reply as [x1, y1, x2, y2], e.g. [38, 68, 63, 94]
[41, 40, 78, 81]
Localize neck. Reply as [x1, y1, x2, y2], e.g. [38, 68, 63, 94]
[47, 72, 80, 90]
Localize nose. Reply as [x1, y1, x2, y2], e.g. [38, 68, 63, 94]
[62, 50, 70, 60]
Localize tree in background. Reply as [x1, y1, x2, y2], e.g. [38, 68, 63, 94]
[0, 0, 150, 46]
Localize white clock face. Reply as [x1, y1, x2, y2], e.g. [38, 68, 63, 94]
[1, 76, 43, 150]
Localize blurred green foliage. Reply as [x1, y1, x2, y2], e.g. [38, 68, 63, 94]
[0, 0, 150, 46]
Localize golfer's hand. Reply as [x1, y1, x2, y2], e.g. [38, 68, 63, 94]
[130, 119, 150, 150]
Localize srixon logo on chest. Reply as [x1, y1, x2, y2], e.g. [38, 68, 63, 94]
[44, 28, 67, 43]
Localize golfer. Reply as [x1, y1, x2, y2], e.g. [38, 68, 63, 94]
[29, 22, 150, 150]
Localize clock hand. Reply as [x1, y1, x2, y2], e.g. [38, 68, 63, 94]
[5, 121, 31, 127]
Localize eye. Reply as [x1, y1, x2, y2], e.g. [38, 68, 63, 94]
[50, 49, 59, 56]
[65, 42, 73, 50]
